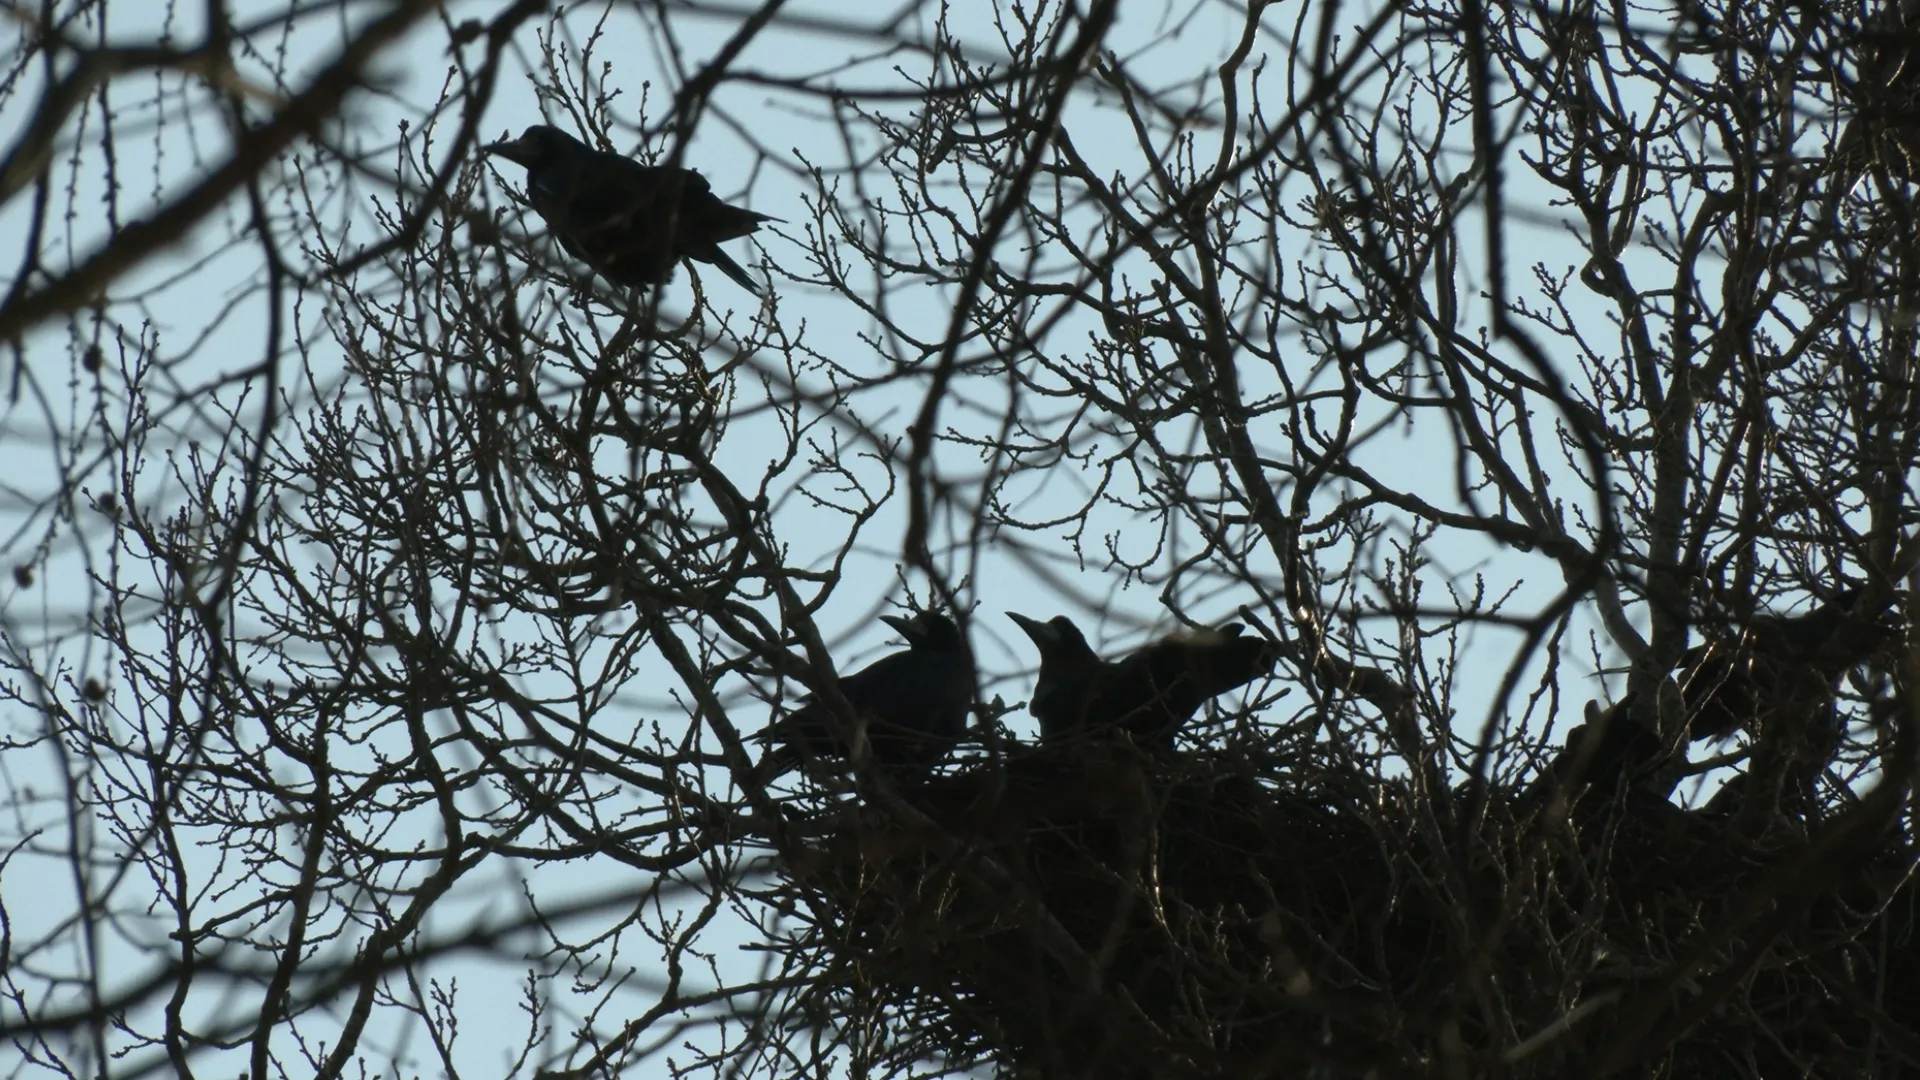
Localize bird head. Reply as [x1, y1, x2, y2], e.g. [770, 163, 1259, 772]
[482, 124, 584, 168]
[1006, 612, 1096, 663]
[882, 610, 965, 652]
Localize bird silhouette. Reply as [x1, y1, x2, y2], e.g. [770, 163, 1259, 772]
[1831, 0, 1920, 192]
[1007, 612, 1277, 750]
[759, 610, 972, 778]
[1515, 697, 1668, 818]
[484, 124, 773, 293]
[1679, 587, 1903, 741]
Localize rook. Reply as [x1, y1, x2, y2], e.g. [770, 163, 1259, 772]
[484, 124, 774, 293]
[760, 610, 972, 778]
[1007, 612, 1277, 750]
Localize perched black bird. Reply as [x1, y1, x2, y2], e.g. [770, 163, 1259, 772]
[1006, 612, 1277, 750]
[1697, 771, 1751, 820]
[483, 125, 774, 293]
[1831, 0, 1920, 192]
[1515, 697, 1669, 818]
[1679, 587, 1903, 741]
[759, 610, 972, 778]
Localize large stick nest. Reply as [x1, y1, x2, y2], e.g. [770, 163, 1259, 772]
[775, 741, 1920, 1078]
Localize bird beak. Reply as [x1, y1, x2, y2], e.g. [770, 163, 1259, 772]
[1006, 611, 1050, 644]
[879, 614, 917, 639]
[482, 133, 530, 165]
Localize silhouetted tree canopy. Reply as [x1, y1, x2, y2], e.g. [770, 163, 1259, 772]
[2, 0, 1917, 1078]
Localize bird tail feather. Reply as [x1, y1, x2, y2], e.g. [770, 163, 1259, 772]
[696, 246, 761, 294]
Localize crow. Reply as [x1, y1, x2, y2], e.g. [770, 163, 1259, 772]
[1515, 697, 1669, 818]
[483, 124, 773, 293]
[1006, 612, 1277, 750]
[759, 610, 972, 778]
[1679, 587, 1903, 741]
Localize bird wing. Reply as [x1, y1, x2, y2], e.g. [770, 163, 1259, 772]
[564, 152, 669, 234]
[661, 168, 769, 290]
[528, 153, 682, 285]
[1096, 629, 1275, 745]
[835, 649, 930, 720]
